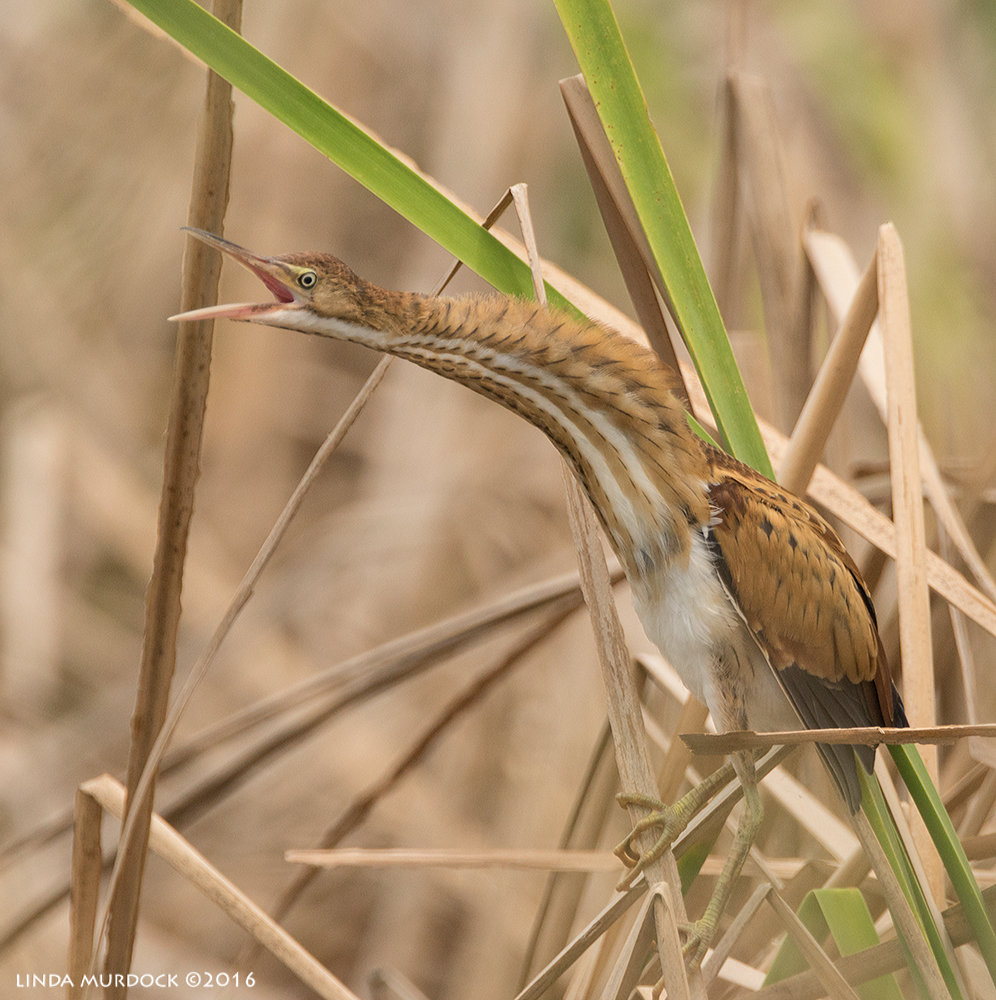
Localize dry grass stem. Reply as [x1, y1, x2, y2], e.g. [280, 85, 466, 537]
[560, 75, 687, 395]
[78, 776, 359, 1000]
[804, 227, 996, 604]
[67, 789, 103, 1000]
[513, 176, 695, 997]
[879, 223, 944, 901]
[285, 848, 623, 871]
[513, 887, 647, 1000]
[105, 2, 241, 987]
[730, 71, 808, 430]
[683, 723, 996, 752]
[765, 888, 862, 1000]
[700, 882, 771, 989]
[93, 352, 391, 981]
[778, 247, 878, 495]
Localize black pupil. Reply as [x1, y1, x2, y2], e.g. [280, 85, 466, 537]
[301, 272, 315, 287]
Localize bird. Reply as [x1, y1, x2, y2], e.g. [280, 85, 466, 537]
[172, 227, 906, 964]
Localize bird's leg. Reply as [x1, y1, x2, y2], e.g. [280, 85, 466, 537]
[679, 749, 762, 966]
[614, 759, 738, 889]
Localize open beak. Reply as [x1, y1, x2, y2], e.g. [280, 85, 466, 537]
[169, 228, 305, 323]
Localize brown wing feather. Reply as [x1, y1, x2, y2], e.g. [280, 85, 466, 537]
[705, 451, 880, 688]
[703, 448, 904, 810]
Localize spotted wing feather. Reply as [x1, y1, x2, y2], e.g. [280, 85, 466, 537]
[704, 448, 903, 810]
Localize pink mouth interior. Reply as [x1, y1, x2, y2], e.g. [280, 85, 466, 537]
[251, 266, 294, 303]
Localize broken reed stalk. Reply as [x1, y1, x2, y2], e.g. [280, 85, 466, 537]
[104, 1, 241, 991]
[78, 776, 358, 1000]
[559, 75, 687, 392]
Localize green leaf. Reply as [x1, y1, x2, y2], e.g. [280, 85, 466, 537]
[765, 888, 904, 1000]
[860, 768, 964, 1000]
[126, 0, 570, 311]
[891, 744, 996, 983]
[553, 0, 772, 476]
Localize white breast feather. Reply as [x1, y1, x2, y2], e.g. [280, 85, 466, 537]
[630, 530, 742, 721]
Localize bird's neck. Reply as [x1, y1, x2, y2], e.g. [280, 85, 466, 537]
[316, 289, 713, 577]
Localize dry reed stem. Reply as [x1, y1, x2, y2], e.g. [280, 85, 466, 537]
[657, 698, 711, 805]
[78, 776, 358, 1000]
[778, 248, 878, 495]
[91, 353, 391, 983]
[511, 181, 695, 998]
[559, 75, 687, 398]
[285, 848, 623, 871]
[258, 598, 581, 943]
[67, 789, 103, 1000]
[699, 882, 771, 990]
[105, 2, 241, 987]
[514, 887, 647, 1000]
[709, 73, 742, 326]
[804, 226, 996, 606]
[729, 71, 809, 430]
[683, 722, 996, 752]
[879, 223, 944, 907]
[878, 223, 936, 721]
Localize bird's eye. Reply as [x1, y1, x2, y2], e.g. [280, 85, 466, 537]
[298, 270, 317, 289]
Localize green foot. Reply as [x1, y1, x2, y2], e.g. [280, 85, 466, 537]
[613, 792, 687, 888]
[678, 916, 717, 968]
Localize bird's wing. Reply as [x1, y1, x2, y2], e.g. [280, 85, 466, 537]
[705, 453, 880, 685]
[703, 451, 900, 809]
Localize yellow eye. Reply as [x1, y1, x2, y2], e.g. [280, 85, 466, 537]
[299, 270, 317, 289]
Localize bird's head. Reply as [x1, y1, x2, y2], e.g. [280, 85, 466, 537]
[170, 228, 375, 333]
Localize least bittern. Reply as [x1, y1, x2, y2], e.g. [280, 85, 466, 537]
[173, 229, 905, 964]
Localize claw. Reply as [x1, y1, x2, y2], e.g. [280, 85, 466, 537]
[678, 917, 715, 968]
[613, 798, 684, 886]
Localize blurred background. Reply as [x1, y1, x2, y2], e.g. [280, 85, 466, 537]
[2, 0, 996, 996]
